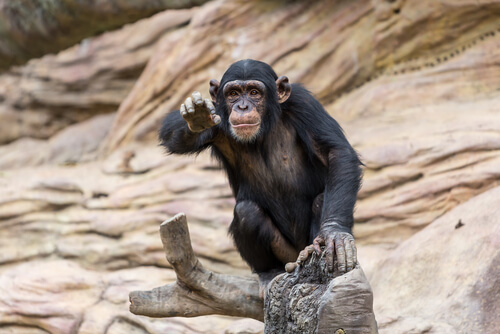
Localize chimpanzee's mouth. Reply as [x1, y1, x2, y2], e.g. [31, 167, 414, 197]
[230, 122, 261, 128]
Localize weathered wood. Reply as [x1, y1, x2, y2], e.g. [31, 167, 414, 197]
[129, 213, 378, 333]
[129, 213, 264, 320]
[266, 251, 377, 333]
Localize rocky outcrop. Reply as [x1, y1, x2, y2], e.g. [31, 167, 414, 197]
[0, 8, 195, 144]
[0, 0, 209, 71]
[0, 0, 499, 333]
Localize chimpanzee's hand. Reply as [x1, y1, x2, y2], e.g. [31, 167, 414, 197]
[284, 229, 357, 274]
[180, 91, 221, 133]
[313, 228, 357, 274]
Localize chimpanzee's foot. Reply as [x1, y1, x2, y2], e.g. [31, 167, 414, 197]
[285, 244, 315, 273]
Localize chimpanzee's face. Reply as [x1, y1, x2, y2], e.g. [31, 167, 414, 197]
[223, 80, 267, 142]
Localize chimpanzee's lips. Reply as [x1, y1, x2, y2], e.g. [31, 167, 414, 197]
[230, 122, 260, 128]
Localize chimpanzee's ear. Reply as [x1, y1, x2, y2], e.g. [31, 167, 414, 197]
[209, 79, 220, 103]
[276, 76, 291, 103]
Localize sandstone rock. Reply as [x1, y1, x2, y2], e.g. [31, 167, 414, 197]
[0, 0, 208, 71]
[223, 319, 265, 334]
[0, 260, 241, 334]
[0, 8, 194, 144]
[370, 185, 500, 333]
[0, 113, 115, 169]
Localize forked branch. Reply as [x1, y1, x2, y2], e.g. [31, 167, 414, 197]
[129, 213, 264, 321]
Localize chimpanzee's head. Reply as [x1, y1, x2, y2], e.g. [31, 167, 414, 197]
[209, 59, 291, 143]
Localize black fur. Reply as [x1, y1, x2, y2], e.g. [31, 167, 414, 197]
[160, 59, 362, 274]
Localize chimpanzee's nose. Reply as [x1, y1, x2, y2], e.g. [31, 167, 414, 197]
[237, 103, 248, 111]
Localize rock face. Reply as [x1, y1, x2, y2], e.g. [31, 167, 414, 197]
[0, 8, 195, 145]
[1, 0, 500, 333]
[0, 0, 209, 71]
[371, 185, 500, 333]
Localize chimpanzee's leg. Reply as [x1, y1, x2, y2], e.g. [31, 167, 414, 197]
[230, 201, 300, 298]
[229, 201, 299, 273]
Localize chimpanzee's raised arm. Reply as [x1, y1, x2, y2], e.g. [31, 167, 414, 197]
[159, 91, 220, 154]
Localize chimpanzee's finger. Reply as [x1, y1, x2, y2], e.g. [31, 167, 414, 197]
[325, 240, 335, 272]
[192, 91, 203, 105]
[345, 238, 355, 272]
[313, 236, 324, 255]
[185, 97, 195, 113]
[297, 249, 308, 264]
[297, 245, 315, 264]
[180, 104, 187, 116]
[212, 114, 221, 125]
[204, 99, 216, 114]
[351, 239, 357, 266]
[285, 262, 298, 273]
[335, 237, 347, 273]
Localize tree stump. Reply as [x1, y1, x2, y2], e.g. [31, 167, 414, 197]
[265, 253, 377, 333]
[129, 213, 378, 333]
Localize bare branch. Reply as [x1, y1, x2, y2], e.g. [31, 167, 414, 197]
[129, 213, 264, 320]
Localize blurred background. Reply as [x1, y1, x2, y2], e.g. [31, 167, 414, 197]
[0, 0, 499, 333]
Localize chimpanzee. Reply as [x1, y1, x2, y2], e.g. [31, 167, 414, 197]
[160, 59, 362, 290]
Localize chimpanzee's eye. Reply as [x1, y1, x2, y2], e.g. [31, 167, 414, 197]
[230, 91, 238, 96]
[250, 89, 259, 96]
